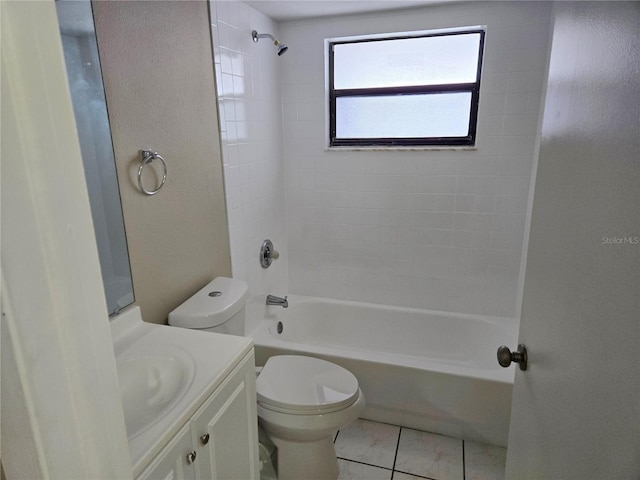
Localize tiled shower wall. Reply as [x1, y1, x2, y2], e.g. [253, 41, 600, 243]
[210, 0, 289, 297]
[279, 2, 552, 318]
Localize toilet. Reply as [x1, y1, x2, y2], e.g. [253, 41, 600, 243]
[168, 277, 365, 480]
[257, 355, 365, 480]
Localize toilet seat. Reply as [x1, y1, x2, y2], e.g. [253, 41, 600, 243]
[257, 355, 359, 414]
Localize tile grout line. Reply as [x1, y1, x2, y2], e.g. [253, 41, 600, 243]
[462, 439, 466, 480]
[391, 426, 403, 476]
[336, 457, 393, 472]
[393, 471, 439, 480]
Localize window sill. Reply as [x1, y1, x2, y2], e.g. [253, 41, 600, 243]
[325, 145, 478, 152]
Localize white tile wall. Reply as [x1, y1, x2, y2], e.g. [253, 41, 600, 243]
[278, 2, 552, 318]
[210, 0, 289, 297]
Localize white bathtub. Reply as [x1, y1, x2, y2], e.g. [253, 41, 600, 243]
[246, 295, 517, 447]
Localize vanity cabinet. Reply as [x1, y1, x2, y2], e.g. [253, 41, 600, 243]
[137, 423, 196, 480]
[138, 351, 259, 480]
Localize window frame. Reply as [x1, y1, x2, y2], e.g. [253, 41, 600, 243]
[328, 28, 486, 148]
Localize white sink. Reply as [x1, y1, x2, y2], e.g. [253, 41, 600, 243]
[117, 352, 194, 438]
[110, 306, 253, 475]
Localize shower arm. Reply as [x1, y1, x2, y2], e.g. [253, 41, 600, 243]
[251, 30, 288, 56]
[252, 30, 280, 46]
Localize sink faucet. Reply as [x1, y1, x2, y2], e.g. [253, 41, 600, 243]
[266, 294, 288, 308]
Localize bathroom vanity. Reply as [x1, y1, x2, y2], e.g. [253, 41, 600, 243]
[138, 352, 257, 479]
[111, 306, 259, 479]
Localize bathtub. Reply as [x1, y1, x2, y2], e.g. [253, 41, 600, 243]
[246, 295, 517, 447]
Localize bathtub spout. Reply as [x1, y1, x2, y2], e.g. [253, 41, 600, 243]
[266, 294, 288, 308]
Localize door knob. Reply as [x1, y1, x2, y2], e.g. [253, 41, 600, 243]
[497, 344, 528, 371]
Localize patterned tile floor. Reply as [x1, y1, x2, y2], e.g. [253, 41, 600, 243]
[335, 419, 506, 480]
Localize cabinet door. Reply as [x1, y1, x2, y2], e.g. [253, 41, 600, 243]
[137, 423, 196, 480]
[192, 352, 259, 480]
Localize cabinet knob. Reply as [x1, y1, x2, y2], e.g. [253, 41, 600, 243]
[200, 433, 210, 445]
[186, 450, 197, 464]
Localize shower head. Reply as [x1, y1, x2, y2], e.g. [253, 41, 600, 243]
[252, 30, 288, 56]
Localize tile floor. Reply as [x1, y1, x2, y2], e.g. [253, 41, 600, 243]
[335, 419, 506, 480]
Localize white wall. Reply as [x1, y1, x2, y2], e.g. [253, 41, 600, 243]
[94, 1, 231, 324]
[211, 0, 289, 298]
[279, 1, 552, 318]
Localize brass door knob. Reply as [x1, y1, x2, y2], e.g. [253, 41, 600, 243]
[497, 344, 528, 371]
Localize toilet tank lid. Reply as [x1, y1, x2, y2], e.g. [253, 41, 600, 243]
[168, 277, 249, 329]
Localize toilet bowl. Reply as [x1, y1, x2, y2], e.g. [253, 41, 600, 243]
[256, 355, 365, 480]
[169, 278, 365, 480]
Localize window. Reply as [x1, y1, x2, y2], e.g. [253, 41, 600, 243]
[328, 28, 485, 147]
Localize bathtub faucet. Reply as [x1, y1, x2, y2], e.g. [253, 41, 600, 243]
[266, 294, 288, 308]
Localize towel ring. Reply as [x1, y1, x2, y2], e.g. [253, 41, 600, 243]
[138, 150, 167, 195]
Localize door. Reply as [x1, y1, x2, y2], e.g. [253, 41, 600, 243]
[2, 2, 132, 478]
[505, 3, 640, 479]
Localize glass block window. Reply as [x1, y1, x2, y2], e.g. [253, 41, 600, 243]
[328, 28, 485, 147]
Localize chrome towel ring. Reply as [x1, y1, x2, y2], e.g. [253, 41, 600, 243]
[138, 150, 167, 195]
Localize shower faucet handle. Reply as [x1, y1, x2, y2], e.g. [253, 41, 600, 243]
[268, 249, 280, 260]
[260, 239, 279, 268]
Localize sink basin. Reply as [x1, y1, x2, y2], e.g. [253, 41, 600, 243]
[117, 353, 194, 438]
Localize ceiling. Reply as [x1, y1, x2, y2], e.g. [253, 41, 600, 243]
[243, 1, 449, 22]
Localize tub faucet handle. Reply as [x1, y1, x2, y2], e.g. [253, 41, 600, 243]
[268, 248, 280, 260]
[260, 239, 279, 268]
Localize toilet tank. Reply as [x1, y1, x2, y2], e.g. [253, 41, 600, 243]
[168, 277, 249, 336]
